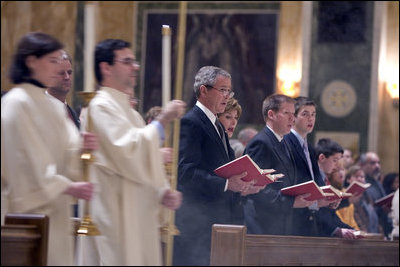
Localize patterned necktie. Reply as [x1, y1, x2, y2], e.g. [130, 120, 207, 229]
[215, 119, 228, 156]
[303, 141, 315, 180]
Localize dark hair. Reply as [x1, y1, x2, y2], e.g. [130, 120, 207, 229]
[382, 172, 399, 194]
[262, 94, 295, 119]
[9, 32, 64, 84]
[94, 39, 131, 84]
[294, 96, 316, 116]
[315, 138, 344, 158]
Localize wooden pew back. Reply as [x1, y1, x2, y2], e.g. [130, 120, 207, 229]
[1, 213, 49, 266]
[210, 224, 399, 266]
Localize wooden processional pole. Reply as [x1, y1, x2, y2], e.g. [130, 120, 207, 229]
[165, 1, 187, 266]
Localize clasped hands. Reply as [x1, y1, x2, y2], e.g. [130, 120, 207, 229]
[227, 172, 266, 196]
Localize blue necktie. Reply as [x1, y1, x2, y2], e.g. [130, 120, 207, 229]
[303, 141, 315, 180]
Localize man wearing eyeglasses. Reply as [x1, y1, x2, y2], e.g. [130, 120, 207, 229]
[173, 66, 263, 266]
[81, 39, 186, 266]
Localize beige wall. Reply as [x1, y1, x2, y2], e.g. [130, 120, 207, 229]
[1, 1, 77, 100]
[378, 1, 399, 173]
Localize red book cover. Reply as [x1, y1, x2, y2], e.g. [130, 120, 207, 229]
[345, 181, 371, 196]
[321, 185, 352, 201]
[280, 180, 333, 201]
[374, 192, 395, 208]
[214, 154, 283, 186]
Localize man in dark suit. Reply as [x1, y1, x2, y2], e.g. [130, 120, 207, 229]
[173, 66, 263, 266]
[243, 94, 314, 235]
[284, 96, 354, 237]
[46, 51, 81, 218]
[46, 51, 80, 129]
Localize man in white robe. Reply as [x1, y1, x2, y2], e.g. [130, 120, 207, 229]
[81, 38, 185, 265]
[2, 33, 96, 265]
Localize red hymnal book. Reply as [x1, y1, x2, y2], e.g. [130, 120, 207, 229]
[374, 192, 395, 208]
[214, 154, 284, 186]
[345, 181, 371, 196]
[321, 185, 352, 201]
[280, 180, 334, 201]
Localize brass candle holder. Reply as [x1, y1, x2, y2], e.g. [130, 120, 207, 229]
[75, 91, 101, 236]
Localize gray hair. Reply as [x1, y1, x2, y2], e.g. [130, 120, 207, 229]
[193, 66, 231, 98]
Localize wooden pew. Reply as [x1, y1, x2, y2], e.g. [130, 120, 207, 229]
[1, 213, 49, 266]
[210, 224, 399, 266]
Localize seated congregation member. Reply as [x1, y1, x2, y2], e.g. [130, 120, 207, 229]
[343, 165, 376, 233]
[231, 126, 258, 158]
[173, 66, 263, 266]
[244, 94, 315, 235]
[359, 152, 393, 238]
[1, 32, 96, 265]
[315, 138, 358, 239]
[328, 159, 360, 230]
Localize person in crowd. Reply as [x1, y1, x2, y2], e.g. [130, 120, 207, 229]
[218, 97, 242, 158]
[358, 152, 393, 238]
[81, 38, 186, 265]
[46, 51, 80, 129]
[243, 94, 315, 236]
[283, 96, 353, 238]
[1, 32, 96, 265]
[230, 126, 258, 158]
[218, 97, 242, 138]
[143, 105, 173, 165]
[390, 188, 399, 240]
[284, 96, 336, 236]
[343, 148, 355, 170]
[238, 127, 258, 147]
[145, 105, 162, 124]
[382, 172, 399, 195]
[46, 51, 81, 217]
[344, 165, 377, 233]
[315, 138, 357, 238]
[173, 66, 263, 266]
[328, 159, 360, 230]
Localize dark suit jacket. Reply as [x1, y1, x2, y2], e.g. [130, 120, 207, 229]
[243, 126, 297, 235]
[66, 104, 80, 129]
[173, 105, 241, 266]
[284, 132, 352, 237]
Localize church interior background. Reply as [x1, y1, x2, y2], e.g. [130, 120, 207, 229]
[1, 1, 398, 174]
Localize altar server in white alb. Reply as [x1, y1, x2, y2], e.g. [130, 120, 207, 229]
[1, 32, 97, 266]
[81, 38, 185, 265]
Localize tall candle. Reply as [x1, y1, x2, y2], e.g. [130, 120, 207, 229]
[162, 25, 171, 107]
[84, 3, 96, 92]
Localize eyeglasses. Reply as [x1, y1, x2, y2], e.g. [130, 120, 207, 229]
[205, 85, 234, 98]
[114, 58, 140, 67]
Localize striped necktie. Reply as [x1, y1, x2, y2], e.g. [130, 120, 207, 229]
[215, 119, 228, 156]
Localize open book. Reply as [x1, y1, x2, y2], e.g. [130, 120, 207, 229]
[214, 154, 284, 186]
[280, 180, 334, 201]
[374, 191, 395, 208]
[320, 185, 352, 201]
[345, 181, 371, 196]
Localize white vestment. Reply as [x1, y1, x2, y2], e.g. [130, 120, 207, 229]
[81, 87, 168, 265]
[1, 83, 82, 265]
